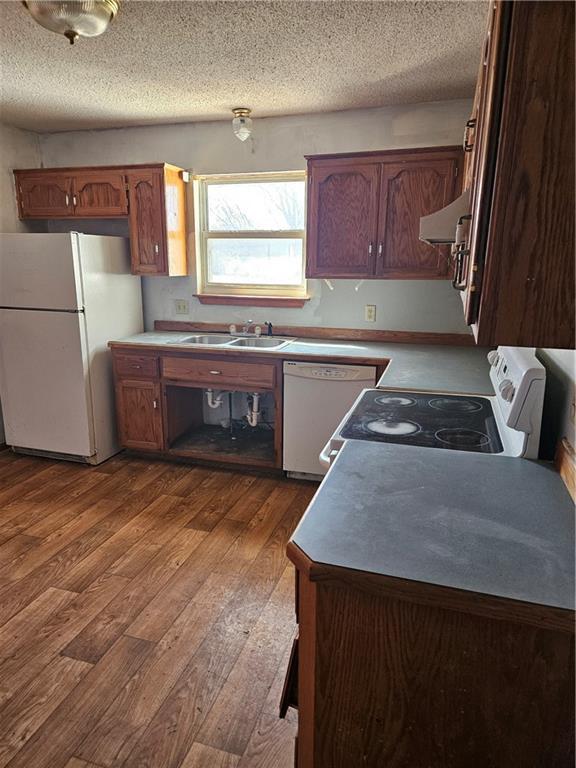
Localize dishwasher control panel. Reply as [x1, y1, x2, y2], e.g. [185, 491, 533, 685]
[284, 362, 373, 381]
[311, 368, 349, 379]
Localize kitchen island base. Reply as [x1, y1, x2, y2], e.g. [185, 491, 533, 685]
[286, 546, 574, 768]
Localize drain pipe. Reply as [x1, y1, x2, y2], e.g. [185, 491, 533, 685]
[246, 392, 261, 427]
[206, 389, 224, 409]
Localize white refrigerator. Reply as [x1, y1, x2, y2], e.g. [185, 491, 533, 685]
[0, 233, 143, 464]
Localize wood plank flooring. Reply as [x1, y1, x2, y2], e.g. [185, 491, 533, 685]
[0, 450, 314, 768]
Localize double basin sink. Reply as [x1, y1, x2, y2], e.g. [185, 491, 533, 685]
[169, 334, 294, 351]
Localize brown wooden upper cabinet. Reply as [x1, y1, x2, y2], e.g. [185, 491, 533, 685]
[305, 147, 462, 280]
[73, 170, 129, 217]
[454, 0, 574, 349]
[125, 165, 187, 277]
[16, 172, 75, 218]
[14, 163, 188, 277]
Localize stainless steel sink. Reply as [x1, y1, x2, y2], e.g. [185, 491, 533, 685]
[179, 334, 234, 345]
[229, 337, 293, 349]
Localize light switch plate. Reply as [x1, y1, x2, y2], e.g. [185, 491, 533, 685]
[174, 299, 189, 315]
[365, 304, 376, 322]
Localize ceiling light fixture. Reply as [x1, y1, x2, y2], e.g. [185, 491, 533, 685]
[22, 0, 119, 45]
[232, 108, 253, 142]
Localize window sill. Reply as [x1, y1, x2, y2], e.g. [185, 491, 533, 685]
[194, 294, 310, 308]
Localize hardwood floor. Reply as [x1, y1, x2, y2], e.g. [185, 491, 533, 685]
[0, 450, 314, 768]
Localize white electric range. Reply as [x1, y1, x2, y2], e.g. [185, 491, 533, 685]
[320, 347, 546, 467]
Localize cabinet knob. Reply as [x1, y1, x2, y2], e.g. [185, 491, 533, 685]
[65, 194, 70, 206]
[153, 399, 158, 409]
[72, 195, 77, 206]
[368, 243, 373, 255]
[378, 243, 383, 256]
[154, 243, 159, 255]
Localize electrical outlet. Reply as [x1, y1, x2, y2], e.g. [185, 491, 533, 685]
[365, 304, 376, 322]
[174, 299, 189, 315]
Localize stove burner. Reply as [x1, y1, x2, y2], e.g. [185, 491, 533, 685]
[435, 428, 490, 448]
[429, 397, 483, 413]
[365, 420, 420, 436]
[374, 395, 416, 407]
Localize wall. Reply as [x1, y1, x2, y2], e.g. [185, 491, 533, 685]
[537, 349, 576, 459]
[0, 123, 44, 442]
[0, 123, 42, 232]
[40, 99, 473, 334]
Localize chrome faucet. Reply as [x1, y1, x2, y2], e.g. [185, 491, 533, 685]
[229, 319, 265, 337]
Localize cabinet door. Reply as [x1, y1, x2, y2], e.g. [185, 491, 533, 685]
[115, 379, 163, 451]
[306, 162, 380, 278]
[73, 171, 128, 217]
[126, 170, 167, 275]
[16, 172, 74, 218]
[377, 158, 459, 279]
[463, 62, 483, 192]
[462, 1, 509, 326]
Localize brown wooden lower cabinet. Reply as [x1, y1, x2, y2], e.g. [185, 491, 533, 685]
[111, 348, 283, 468]
[115, 378, 163, 451]
[285, 544, 575, 768]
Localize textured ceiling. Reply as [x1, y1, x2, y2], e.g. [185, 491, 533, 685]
[0, 1, 487, 132]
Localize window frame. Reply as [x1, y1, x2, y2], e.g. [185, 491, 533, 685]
[194, 171, 308, 299]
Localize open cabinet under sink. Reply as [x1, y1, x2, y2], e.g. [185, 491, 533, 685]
[164, 383, 278, 466]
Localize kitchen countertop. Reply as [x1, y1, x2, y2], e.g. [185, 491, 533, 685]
[377, 344, 494, 394]
[290, 440, 575, 611]
[109, 332, 494, 395]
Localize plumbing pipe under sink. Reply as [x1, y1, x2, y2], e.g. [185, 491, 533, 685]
[206, 389, 224, 409]
[206, 389, 261, 428]
[246, 393, 261, 427]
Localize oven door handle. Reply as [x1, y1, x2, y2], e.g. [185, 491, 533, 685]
[319, 442, 339, 468]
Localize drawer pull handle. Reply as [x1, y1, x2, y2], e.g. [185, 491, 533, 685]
[209, 370, 222, 375]
[153, 399, 158, 409]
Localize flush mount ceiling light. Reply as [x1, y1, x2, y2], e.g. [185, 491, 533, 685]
[232, 108, 253, 142]
[22, 0, 119, 45]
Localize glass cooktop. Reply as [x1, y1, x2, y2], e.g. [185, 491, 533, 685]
[340, 390, 503, 454]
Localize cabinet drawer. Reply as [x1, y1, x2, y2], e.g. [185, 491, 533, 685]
[162, 356, 276, 389]
[114, 354, 159, 379]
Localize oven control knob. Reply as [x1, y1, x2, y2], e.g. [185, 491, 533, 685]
[498, 379, 515, 402]
[487, 350, 500, 367]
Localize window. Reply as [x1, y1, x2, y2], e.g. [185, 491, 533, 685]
[195, 172, 307, 301]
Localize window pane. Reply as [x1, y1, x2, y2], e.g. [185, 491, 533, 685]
[207, 181, 305, 231]
[207, 238, 303, 286]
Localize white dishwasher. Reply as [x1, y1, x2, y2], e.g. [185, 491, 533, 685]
[283, 361, 376, 478]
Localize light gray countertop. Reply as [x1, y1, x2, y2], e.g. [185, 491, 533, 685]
[290, 441, 575, 610]
[109, 332, 494, 395]
[377, 344, 494, 394]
